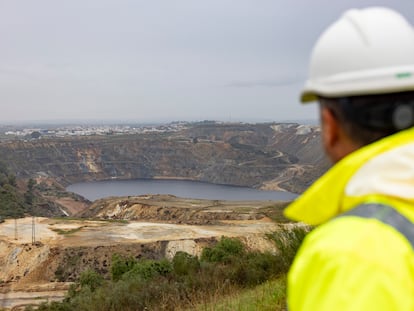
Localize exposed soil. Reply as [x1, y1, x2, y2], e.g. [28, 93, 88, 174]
[54, 198, 89, 215]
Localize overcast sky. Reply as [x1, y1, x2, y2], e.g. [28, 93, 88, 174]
[1, 0, 414, 124]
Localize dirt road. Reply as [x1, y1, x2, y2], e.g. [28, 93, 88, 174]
[0, 217, 278, 247]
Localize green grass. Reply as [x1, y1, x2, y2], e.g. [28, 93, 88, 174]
[186, 276, 287, 311]
[51, 217, 128, 224]
[50, 226, 85, 235]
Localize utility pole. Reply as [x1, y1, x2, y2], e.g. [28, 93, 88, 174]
[14, 218, 17, 240]
[32, 216, 36, 244]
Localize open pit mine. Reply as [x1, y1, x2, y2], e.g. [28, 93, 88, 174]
[0, 122, 327, 309]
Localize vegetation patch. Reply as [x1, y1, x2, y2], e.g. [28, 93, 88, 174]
[0, 161, 30, 218]
[188, 277, 287, 311]
[50, 226, 85, 235]
[259, 202, 291, 223]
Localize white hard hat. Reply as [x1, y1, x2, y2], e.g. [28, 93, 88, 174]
[301, 7, 414, 103]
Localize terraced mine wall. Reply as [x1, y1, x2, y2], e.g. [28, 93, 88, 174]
[0, 122, 328, 194]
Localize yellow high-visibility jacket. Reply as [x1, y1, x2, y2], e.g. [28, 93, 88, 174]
[284, 126, 414, 311]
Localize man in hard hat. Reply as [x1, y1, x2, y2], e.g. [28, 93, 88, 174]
[284, 7, 414, 310]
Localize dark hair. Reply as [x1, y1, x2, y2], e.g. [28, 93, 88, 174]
[318, 91, 414, 146]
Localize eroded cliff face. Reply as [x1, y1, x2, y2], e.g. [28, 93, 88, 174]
[0, 122, 328, 194]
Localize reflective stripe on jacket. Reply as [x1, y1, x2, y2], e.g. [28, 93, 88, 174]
[284, 126, 414, 311]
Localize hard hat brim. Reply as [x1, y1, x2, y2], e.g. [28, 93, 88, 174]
[300, 66, 414, 103]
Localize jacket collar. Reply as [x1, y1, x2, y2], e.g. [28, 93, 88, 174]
[284, 127, 414, 225]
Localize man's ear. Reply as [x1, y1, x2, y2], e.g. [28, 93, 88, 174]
[320, 105, 360, 163]
[320, 107, 341, 162]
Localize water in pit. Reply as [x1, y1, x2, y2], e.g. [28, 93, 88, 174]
[67, 179, 297, 201]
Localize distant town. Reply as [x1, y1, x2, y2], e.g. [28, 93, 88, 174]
[0, 121, 193, 140]
[0, 119, 318, 141]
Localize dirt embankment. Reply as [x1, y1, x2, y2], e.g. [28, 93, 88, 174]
[82, 194, 288, 224]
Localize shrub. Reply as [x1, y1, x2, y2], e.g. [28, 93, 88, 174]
[172, 251, 200, 276]
[79, 269, 104, 292]
[242, 251, 282, 286]
[35, 301, 72, 311]
[201, 236, 245, 263]
[122, 258, 172, 281]
[111, 253, 136, 281]
[266, 226, 309, 273]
